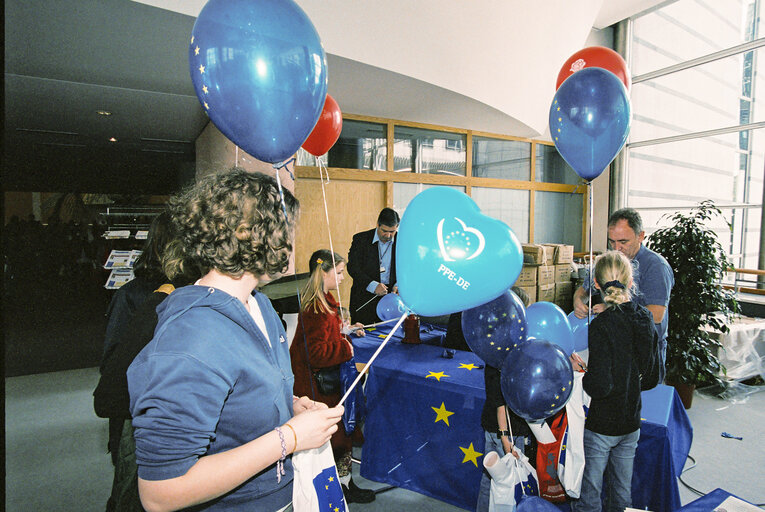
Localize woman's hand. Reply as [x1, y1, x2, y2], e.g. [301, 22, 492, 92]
[293, 395, 327, 415]
[285, 405, 344, 452]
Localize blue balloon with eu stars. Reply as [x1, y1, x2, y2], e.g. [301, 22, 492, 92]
[461, 289, 527, 369]
[549, 66, 631, 181]
[188, 0, 327, 164]
[500, 339, 574, 423]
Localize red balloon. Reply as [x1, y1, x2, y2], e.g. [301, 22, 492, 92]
[301, 94, 342, 156]
[556, 46, 631, 91]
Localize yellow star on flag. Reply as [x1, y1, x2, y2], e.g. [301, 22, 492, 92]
[459, 442, 483, 467]
[426, 371, 449, 381]
[194, 46, 200, 55]
[432, 402, 454, 426]
[202, 85, 208, 94]
[203, 101, 209, 110]
[458, 363, 479, 371]
[328, 476, 334, 482]
[199, 64, 205, 74]
[190, 35, 194, 44]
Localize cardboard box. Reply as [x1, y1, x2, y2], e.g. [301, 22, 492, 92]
[536, 265, 555, 286]
[516, 285, 536, 305]
[515, 265, 537, 287]
[536, 283, 555, 302]
[543, 243, 574, 264]
[522, 244, 553, 265]
[555, 281, 573, 301]
[554, 264, 572, 284]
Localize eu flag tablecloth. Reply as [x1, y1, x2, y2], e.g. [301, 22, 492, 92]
[354, 324, 693, 512]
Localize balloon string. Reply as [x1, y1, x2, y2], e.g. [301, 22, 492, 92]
[338, 312, 407, 407]
[505, 407, 527, 496]
[273, 163, 318, 400]
[274, 157, 296, 180]
[317, 157, 345, 322]
[235, 145, 239, 167]
[587, 180, 593, 325]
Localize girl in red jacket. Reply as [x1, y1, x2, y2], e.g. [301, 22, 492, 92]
[290, 249, 376, 503]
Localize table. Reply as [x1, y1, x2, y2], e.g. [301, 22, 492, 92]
[354, 327, 693, 512]
[676, 488, 760, 511]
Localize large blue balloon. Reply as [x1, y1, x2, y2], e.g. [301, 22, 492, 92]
[376, 293, 410, 321]
[526, 302, 574, 355]
[189, 0, 328, 164]
[396, 188, 523, 317]
[501, 340, 574, 422]
[461, 289, 527, 368]
[550, 67, 631, 181]
[567, 311, 590, 352]
[516, 495, 560, 512]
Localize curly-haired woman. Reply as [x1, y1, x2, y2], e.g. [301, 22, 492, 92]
[289, 250, 375, 503]
[127, 169, 343, 512]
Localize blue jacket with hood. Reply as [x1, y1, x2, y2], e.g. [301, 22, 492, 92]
[128, 284, 294, 511]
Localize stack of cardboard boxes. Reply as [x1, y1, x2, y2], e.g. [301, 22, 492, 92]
[517, 243, 574, 312]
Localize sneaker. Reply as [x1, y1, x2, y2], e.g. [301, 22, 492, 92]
[342, 478, 376, 503]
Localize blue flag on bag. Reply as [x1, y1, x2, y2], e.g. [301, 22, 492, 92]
[292, 441, 348, 512]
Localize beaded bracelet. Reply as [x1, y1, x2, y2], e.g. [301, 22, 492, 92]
[274, 427, 287, 483]
[283, 423, 298, 452]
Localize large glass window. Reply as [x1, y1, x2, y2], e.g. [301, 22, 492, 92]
[319, 119, 387, 170]
[534, 191, 583, 251]
[392, 183, 465, 217]
[628, 0, 764, 271]
[472, 136, 530, 180]
[471, 187, 530, 243]
[393, 126, 466, 176]
[631, 2, 750, 75]
[535, 144, 579, 185]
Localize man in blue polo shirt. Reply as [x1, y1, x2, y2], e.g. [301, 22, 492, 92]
[574, 208, 674, 382]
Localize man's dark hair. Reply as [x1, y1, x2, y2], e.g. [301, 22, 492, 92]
[608, 208, 643, 235]
[377, 207, 400, 227]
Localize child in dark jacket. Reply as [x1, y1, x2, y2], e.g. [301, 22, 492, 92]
[572, 250, 659, 512]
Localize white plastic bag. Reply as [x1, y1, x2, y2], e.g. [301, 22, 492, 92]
[484, 450, 539, 511]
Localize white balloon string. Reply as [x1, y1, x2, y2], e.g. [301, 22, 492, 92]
[318, 157, 345, 322]
[338, 312, 407, 407]
[235, 145, 239, 167]
[588, 180, 593, 324]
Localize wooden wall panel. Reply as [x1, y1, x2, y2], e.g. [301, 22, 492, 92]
[294, 178, 385, 307]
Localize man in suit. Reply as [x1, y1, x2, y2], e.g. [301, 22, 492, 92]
[347, 208, 399, 326]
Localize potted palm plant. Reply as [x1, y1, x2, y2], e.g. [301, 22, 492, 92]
[646, 200, 739, 408]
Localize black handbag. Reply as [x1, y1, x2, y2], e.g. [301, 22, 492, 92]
[313, 365, 341, 395]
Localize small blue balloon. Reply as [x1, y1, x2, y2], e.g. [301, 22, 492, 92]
[376, 293, 409, 321]
[461, 290, 527, 368]
[550, 67, 631, 181]
[526, 302, 574, 355]
[516, 495, 560, 512]
[396, 188, 524, 317]
[567, 311, 590, 352]
[189, 0, 327, 164]
[501, 339, 574, 422]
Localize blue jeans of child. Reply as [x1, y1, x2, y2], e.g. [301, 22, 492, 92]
[571, 428, 640, 512]
[475, 431, 526, 512]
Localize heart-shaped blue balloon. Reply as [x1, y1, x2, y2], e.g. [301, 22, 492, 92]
[396, 188, 523, 317]
[550, 67, 631, 181]
[189, 0, 327, 164]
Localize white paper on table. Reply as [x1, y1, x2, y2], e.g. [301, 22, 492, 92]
[713, 496, 762, 512]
